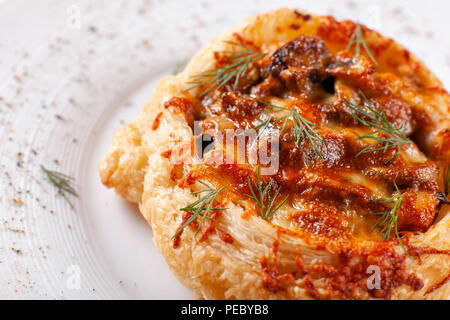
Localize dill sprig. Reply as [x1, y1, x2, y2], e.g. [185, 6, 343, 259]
[182, 41, 267, 96]
[344, 91, 411, 162]
[41, 165, 78, 208]
[236, 116, 274, 137]
[346, 23, 378, 65]
[370, 182, 409, 255]
[245, 167, 288, 220]
[444, 164, 450, 196]
[173, 181, 227, 239]
[277, 108, 324, 158]
[248, 116, 273, 137]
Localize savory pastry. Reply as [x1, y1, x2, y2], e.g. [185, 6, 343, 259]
[99, 8, 450, 299]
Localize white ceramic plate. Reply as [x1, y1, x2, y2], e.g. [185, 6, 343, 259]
[0, 0, 449, 299]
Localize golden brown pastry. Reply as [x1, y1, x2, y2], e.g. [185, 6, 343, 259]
[99, 8, 450, 299]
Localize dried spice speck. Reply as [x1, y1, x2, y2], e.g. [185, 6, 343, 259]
[11, 248, 23, 255]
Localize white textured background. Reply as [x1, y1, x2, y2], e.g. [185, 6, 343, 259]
[0, 0, 449, 299]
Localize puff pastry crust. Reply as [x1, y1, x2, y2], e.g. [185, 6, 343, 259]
[99, 8, 450, 299]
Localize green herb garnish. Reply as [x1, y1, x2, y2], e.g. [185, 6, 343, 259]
[182, 41, 267, 96]
[245, 167, 288, 220]
[370, 182, 409, 255]
[173, 181, 227, 239]
[41, 165, 78, 208]
[344, 91, 411, 162]
[346, 23, 378, 65]
[257, 100, 287, 113]
[236, 116, 273, 137]
[277, 108, 324, 158]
